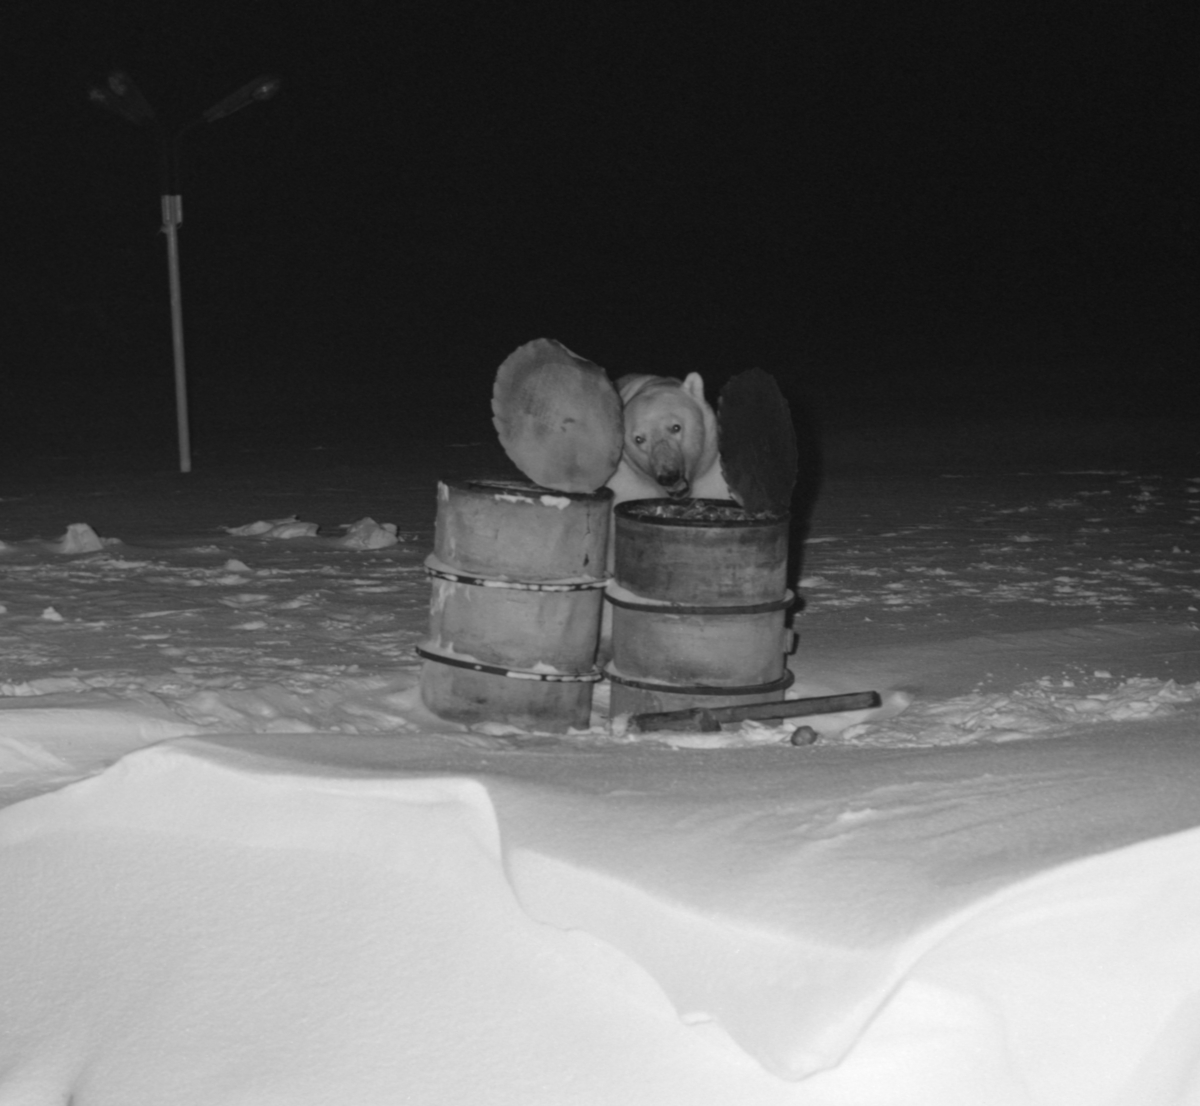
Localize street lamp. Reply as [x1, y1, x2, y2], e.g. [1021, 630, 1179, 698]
[89, 71, 281, 473]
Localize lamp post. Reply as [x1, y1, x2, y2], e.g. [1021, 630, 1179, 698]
[89, 71, 281, 473]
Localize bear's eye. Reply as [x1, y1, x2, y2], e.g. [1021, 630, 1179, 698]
[668, 424, 682, 434]
[633, 434, 646, 446]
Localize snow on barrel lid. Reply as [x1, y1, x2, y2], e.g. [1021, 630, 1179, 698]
[492, 338, 623, 493]
[717, 368, 798, 516]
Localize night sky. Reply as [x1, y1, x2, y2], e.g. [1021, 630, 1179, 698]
[4, 1, 1196, 458]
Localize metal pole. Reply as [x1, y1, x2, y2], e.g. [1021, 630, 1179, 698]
[160, 193, 191, 473]
[92, 73, 279, 475]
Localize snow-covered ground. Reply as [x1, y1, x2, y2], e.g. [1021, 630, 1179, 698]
[2, 422, 1200, 1103]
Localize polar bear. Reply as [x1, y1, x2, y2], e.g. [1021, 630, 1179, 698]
[605, 372, 731, 507]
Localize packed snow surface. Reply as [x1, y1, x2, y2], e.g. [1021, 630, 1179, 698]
[2, 434, 1200, 1103]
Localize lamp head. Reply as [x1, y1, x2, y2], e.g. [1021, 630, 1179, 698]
[88, 70, 156, 125]
[202, 76, 282, 123]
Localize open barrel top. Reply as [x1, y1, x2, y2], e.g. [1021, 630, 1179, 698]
[615, 498, 786, 526]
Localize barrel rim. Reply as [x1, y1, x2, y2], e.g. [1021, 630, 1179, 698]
[442, 477, 614, 504]
[604, 666, 795, 696]
[614, 497, 787, 527]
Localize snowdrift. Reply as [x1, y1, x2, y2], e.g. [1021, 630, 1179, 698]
[3, 728, 1200, 1104]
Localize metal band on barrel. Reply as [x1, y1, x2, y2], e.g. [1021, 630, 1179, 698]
[604, 590, 795, 617]
[603, 667, 795, 696]
[416, 645, 604, 683]
[424, 564, 608, 593]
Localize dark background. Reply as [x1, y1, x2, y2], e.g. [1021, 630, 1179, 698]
[3, 0, 1195, 461]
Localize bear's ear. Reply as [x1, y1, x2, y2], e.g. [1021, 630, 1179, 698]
[681, 372, 706, 402]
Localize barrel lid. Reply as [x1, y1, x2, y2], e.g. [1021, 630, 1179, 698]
[492, 338, 623, 493]
[717, 368, 798, 516]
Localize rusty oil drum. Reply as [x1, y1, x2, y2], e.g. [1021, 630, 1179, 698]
[418, 479, 610, 732]
[606, 499, 794, 717]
